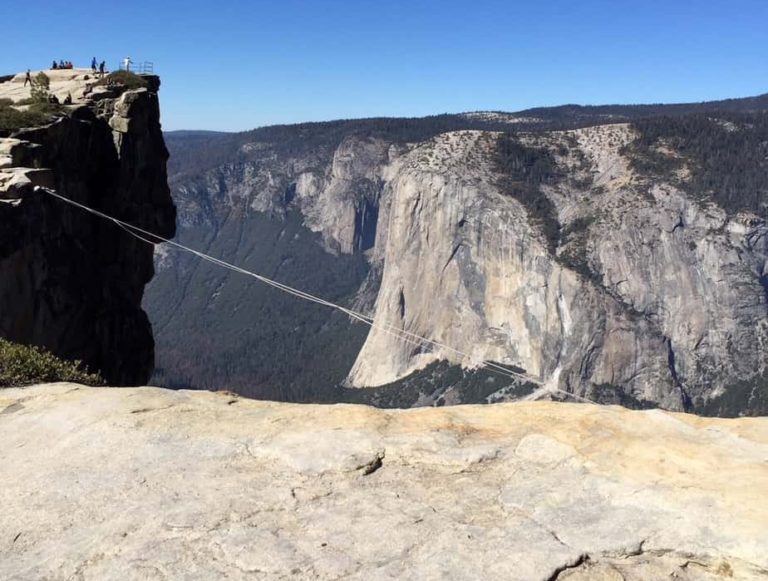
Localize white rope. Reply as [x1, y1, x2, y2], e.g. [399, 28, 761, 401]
[38, 187, 605, 405]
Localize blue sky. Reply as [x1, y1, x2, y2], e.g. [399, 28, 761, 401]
[2, 0, 766, 131]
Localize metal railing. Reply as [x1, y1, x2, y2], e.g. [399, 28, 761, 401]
[118, 61, 154, 74]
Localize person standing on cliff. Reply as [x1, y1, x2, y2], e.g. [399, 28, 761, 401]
[99, 61, 106, 78]
[123, 56, 132, 72]
[23, 69, 31, 86]
[91, 57, 97, 71]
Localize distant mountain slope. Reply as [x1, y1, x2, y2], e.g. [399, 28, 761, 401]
[146, 92, 768, 414]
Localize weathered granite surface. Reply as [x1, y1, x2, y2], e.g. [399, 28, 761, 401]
[0, 71, 175, 384]
[1, 383, 766, 580]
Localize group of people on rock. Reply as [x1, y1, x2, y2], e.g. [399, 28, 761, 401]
[48, 58, 107, 77]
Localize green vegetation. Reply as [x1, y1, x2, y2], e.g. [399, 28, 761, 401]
[516, 93, 768, 124]
[30, 71, 50, 103]
[0, 100, 58, 133]
[165, 117, 544, 180]
[493, 134, 600, 282]
[0, 72, 64, 133]
[148, 211, 371, 402]
[494, 133, 561, 252]
[558, 215, 601, 282]
[695, 373, 768, 417]
[95, 71, 148, 90]
[0, 338, 104, 388]
[336, 360, 536, 408]
[154, 93, 768, 410]
[164, 92, 768, 180]
[588, 383, 659, 409]
[626, 112, 768, 217]
[562, 215, 596, 236]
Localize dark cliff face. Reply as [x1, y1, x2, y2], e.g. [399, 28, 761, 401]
[0, 80, 176, 385]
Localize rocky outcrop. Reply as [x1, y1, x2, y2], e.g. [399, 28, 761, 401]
[349, 126, 768, 411]
[1, 383, 766, 580]
[0, 71, 175, 385]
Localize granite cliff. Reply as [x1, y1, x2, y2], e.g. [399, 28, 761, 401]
[349, 125, 768, 412]
[0, 70, 176, 384]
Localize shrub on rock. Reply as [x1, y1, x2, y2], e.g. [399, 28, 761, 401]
[96, 71, 148, 90]
[0, 338, 104, 387]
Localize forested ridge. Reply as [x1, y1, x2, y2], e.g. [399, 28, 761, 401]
[627, 112, 768, 217]
[166, 92, 768, 179]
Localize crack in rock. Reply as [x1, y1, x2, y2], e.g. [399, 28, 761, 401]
[357, 451, 385, 476]
[545, 553, 589, 581]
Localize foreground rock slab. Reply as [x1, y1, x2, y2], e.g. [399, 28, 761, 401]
[1, 384, 766, 580]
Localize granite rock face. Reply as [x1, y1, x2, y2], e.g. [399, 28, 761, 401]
[0, 72, 176, 385]
[1, 383, 766, 580]
[348, 126, 768, 411]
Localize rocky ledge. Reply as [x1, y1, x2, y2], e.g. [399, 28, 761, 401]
[1, 384, 766, 580]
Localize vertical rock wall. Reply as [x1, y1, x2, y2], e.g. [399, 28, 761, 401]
[0, 77, 175, 385]
[347, 127, 768, 411]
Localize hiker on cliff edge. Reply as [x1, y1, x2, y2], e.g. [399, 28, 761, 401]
[23, 69, 31, 87]
[123, 56, 132, 72]
[99, 61, 106, 77]
[91, 57, 97, 71]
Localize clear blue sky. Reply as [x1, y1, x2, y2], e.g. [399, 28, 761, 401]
[2, 0, 766, 131]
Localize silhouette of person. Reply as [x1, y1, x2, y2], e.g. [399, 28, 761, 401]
[24, 69, 31, 86]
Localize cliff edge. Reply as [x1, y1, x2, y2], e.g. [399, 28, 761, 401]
[0, 69, 176, 384]
[1, 383, 766, 580]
